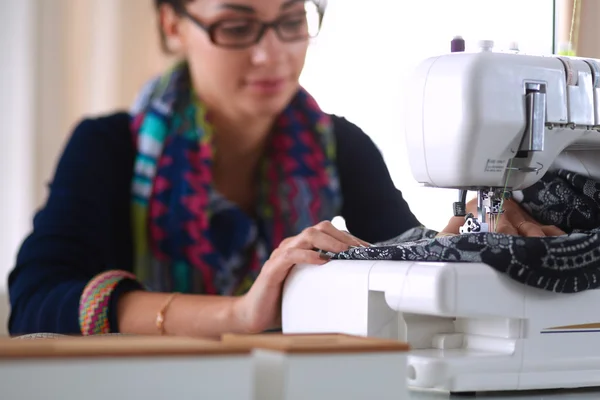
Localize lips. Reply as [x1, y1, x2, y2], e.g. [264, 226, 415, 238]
[246, 78, 287, 94]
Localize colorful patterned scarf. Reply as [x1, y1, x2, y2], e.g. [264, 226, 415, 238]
[129, 63, 341, 295]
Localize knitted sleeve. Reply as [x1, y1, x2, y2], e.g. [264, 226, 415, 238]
[8, 113, 144, 335]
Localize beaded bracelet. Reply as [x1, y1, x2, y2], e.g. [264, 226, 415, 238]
[79, 270, 138, 336]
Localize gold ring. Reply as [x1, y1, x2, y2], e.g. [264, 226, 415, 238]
[516, 221, 529, 231]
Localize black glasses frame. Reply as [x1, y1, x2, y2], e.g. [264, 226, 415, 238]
[175, 1, 324, 49]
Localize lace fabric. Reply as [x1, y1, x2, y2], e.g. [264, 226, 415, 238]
[333, 169, 600, 293]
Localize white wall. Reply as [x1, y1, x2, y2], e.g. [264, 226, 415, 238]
[301, 0, 555, 231]
[0, 0, 37, 334]
[0, 0, 169, 335]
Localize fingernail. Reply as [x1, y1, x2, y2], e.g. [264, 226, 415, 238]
[318, 249, 334, 260]
[348, 245, 366, 250]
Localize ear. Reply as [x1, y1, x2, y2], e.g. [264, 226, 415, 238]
[158, 4, 186, 54]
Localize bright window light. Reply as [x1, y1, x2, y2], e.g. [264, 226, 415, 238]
[301, 0, 555, 232]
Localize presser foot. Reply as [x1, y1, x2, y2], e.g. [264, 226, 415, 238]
[459, 213, 486, 234]
[456, 189, 510, 234]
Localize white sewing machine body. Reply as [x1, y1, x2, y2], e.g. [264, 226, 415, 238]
[283, 260, 600, 393]
[282, 50, 600, 393]
[406, 50, 600, 191]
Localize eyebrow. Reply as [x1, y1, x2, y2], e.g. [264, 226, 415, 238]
[218, 0, 304, 13]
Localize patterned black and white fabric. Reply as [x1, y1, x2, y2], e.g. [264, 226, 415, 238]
[334, 169, 600, 293]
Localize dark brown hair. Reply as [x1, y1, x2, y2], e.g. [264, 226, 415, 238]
[154, 0, 192, 9]
[155, 0, 193, 53]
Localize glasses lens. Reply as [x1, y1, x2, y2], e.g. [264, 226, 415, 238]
[278, 1, 322, 41]
[211, 1, 323, 47]
[213, 19, 263, 47]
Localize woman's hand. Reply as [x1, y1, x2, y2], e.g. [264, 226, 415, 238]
[440, 197, 566, 237]
[232, 221, 370, 334]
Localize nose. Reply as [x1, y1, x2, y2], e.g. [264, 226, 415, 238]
[250, 28, 285, 66]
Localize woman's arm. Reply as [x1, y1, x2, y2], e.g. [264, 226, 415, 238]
[8, 113, 253, 338]
[332, 116, 422, 243]
[116, 291, 243, 338]
[8, 113, 139, 335]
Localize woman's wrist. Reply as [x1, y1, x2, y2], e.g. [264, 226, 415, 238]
[222, 295, 251, 334]
[117, 290, 250, 338]
[189, 295, 250, 337]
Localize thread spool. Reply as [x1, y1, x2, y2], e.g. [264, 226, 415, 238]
[558, 42, 575, 56]
[451, 36, 465, 53]
[478, 40, 494, 52]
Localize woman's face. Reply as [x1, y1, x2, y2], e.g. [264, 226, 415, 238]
[161, 0, 319, 120]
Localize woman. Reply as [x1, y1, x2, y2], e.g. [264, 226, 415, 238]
[7, 0, 555, 337]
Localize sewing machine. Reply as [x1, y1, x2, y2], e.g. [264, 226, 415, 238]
[282, 50, 600, 393]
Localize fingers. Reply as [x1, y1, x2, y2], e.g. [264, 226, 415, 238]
[516, 222, 565, 237]
[497, 200, 526, 226]
[289, 228, 349, 254]
[541, 225, 567, 236]
[498, 213, 545, 236]
[275, 247, 328, 265]
[480, 199, 542, 237]
[262, 247, 328, 284]
[464, 197, 479, 215]
[495, 221, 518, 236]
[503, 200, 565, 237]
[342, 230, 372, 247]
[516, 221, 546, 237]
[284, 221, 366, 253]
[314, 220, 369, 247]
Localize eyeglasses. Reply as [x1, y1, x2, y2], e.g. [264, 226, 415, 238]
[177, 0, 324, 49]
